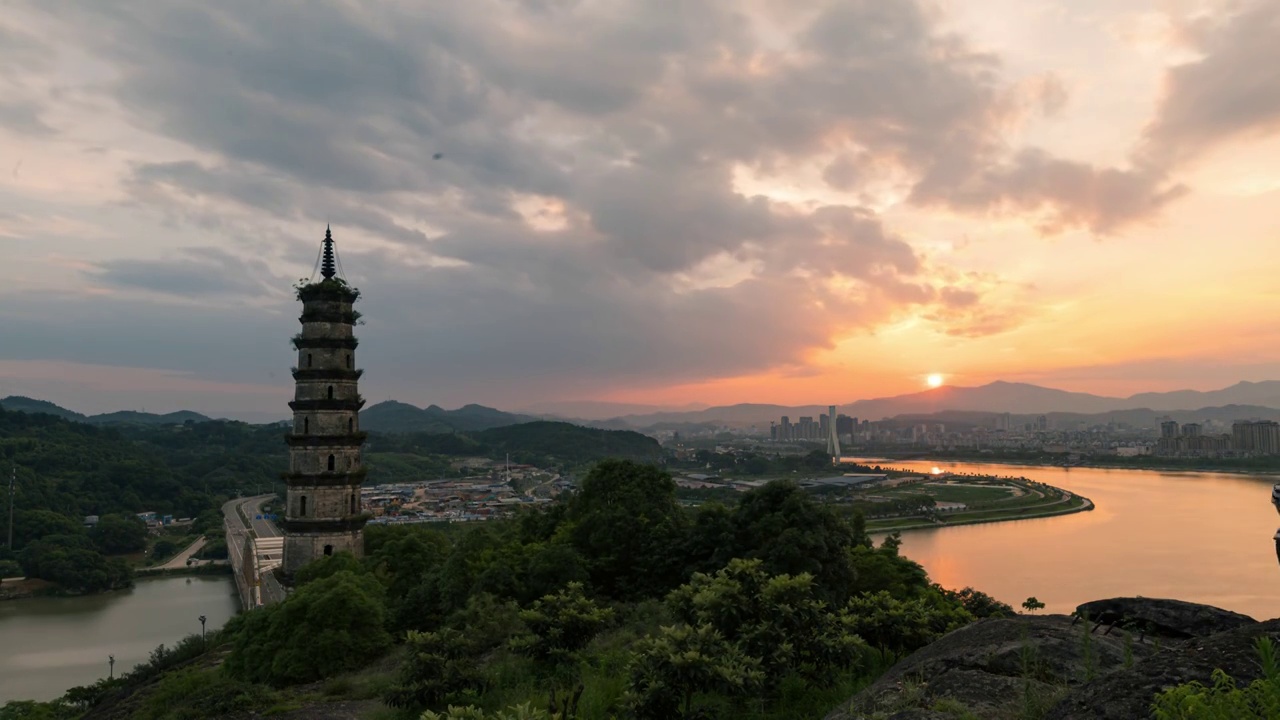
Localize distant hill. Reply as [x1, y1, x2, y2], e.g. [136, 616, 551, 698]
[601, 380, 1280, 429]
[369, 421, 664, 465]
[473, 421, 663, 464]
[359, 400, 533, 433]
[0, 395, 87, 421]
[0, 396, 212, 426]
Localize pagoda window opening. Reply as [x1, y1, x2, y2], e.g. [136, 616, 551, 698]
[303, 417, 309, 433]
[327, 454, 336, 471]
[346, 354, 352, 369]
[324, 545, 333, 556]
[327, 385, 334, 400]
[350, 493, 357, 514]
[307, 353, 313, 368]
[348, 418, 353, 433]
[299, 495, 307, 517]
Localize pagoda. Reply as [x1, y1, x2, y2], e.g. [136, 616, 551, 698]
[282, 226, 368, 577]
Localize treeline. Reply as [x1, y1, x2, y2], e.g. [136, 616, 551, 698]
[32, 460, 1013, 720]
[370, 420, 664, 466]
[668, 447, 854, 476]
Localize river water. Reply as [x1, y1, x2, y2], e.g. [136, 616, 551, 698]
[861, 459, 1280, 620]
[0, 575, 239, 703]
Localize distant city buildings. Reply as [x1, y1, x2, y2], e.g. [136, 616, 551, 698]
[770, 409, 857, 445]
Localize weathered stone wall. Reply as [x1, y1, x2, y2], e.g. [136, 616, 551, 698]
[292, 410, 359, 435]
[297, 347, 355, 371]
[288, 446, 362, 474]
[283, 529, 363, 576]
[299, 320, 354, 339]
[286, 485, 361, 519]
[293, 379, 360, 401]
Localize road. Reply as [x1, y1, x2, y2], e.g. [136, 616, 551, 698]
[222, 494, 279, 562]
[154, 536, 208, 570]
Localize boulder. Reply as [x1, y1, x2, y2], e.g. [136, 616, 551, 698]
[824, 614, 1154, 719]
[1074, 597, 1256, 639]
[825, 597, 1264, 720]
[1044, 617, 1280, 720]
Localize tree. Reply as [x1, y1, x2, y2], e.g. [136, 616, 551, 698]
[1022, 597, 1046, 614]
[626, 624, 763, 719]
[293, 550, 363, 587]
[937, 586, 1013, 618]
[383, 628, 484, 709]
[842, 590, 972, 653]
[704, 480, 864, 603]
[509, 582, 614, 664]
[566, 459, 687, 599]
[91, 514, 148, 555]
[667, 558, 865, 684]
[224, 570, 390, 685]
[0, 559, 22, 578]
[18, 535, 132, 592]
[11, 510, 85, 551]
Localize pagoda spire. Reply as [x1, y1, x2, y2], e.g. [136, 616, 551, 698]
[320, 225, 336, 280]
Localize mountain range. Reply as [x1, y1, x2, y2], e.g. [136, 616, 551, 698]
[0, 395, 534, 434]
[0, 396, 212, 426]
[8, 379, 1280, 434]
[591, 380, 1280, 428]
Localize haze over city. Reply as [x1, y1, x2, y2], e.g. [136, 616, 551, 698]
[1, 1, 1279, 418]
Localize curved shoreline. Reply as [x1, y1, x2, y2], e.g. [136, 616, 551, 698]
[867, 495, 1093, 533]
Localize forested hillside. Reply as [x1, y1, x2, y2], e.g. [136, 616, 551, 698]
[16, 463, 1014, 719]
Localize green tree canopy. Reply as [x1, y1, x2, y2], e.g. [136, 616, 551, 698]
[224, 570, 390, 686]
[566, 459, 687, 599]
[91, 514, 148, 555]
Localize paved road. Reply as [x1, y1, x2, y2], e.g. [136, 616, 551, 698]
[223, 495, 280, 537]
[154, 536, 208, 570]
[222, 494, 279, 561]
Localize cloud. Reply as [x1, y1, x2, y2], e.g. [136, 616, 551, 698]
[0, 0, 1209, 410]
[91, 247, 290, 298]
[1142, 0, 1280, 166]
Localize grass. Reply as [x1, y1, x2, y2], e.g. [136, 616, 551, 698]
[864, 492, 1089, 532]
[877, 483, 1015, 504]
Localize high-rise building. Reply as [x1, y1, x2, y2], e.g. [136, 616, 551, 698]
[1181, 423, 1202, 437]
[826, 405, 841, 457]
[836, 414, 854, 435]
[780, 416, 792, 442]
[798, 416, 814, 440]
[283, 227, 368, 578]
[1233, 421, 1280, 455]
[819, 413, 830, 442]
[1160, 420, 1180, 439]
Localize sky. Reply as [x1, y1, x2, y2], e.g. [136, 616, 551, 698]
[0, 0, 1278, 419]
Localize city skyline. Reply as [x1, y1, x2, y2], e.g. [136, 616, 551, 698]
[1, 1, 1279, 415]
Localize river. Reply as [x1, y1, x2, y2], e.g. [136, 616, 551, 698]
[859, 459, 1280, 620]
[0, 575, 239, 703]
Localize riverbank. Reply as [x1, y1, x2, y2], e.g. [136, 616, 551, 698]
[867, 493, 1093, 532]
[854, 451, 1280, 476]
[845, 467, 1093, 533]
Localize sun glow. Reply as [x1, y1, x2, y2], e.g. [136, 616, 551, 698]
[926, 373, 945, 388]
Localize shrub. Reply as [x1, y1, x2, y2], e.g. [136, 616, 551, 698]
[509, 582, 615, 664]
[224, 570, 390, 686]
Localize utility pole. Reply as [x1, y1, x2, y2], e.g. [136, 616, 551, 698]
[6, 464, 14, 551]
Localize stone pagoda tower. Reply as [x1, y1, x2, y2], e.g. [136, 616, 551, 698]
[282, 226, 367, 578]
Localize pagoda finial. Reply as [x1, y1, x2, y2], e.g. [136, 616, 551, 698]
[320, 225, 336, 279]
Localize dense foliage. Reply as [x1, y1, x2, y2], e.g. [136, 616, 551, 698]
[7, 458, 1011, 720]
[224, 570, 391, 685]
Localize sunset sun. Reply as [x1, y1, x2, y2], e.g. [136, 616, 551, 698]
[926, 373, 944, 388]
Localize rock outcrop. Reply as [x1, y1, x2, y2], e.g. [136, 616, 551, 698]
[826, 597, 1271, 720]
[1074, 597, 1256, 639]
